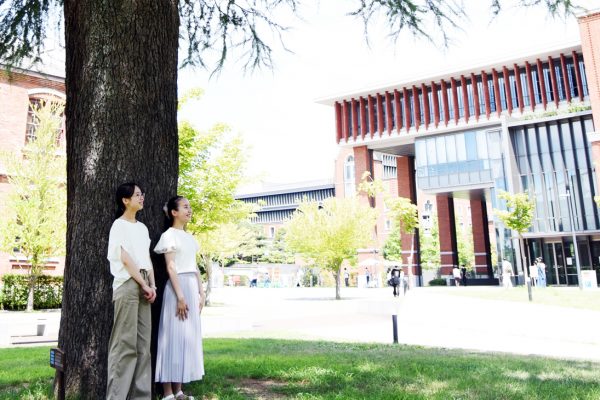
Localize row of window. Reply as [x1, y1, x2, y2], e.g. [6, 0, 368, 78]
[512, 115, 598, 233]
[336, 53, 588, 142]
[240, 188, 335, 208]
[251, 209, 295, 223]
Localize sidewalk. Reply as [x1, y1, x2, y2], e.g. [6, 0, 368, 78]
[2, 287, 600, 362]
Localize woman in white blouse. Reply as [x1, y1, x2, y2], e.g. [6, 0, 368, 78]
[154, 196, 205, 400]
[106, 182, 157, 400]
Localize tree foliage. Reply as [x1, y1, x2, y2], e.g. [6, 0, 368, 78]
[0, 100, 65, 311]
[0, 1, 582, 71]
[420, 214, 440, 271]
[494, 191, 535, 235]
[285, 197, 376, 299]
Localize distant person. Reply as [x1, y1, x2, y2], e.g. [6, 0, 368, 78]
[452, 266, 461, 286]
[461, 266, 467, 286]
[537, 257, 547, 288]
[344, 268, 350, 287]
[264, 272, 271, 288]
[530, 259, 539, 287]
[390, 267, 401, 297]
[502, 258, 513, 288]
[365, 268, 371, 287]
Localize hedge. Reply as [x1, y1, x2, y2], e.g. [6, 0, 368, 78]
[428, 278, 447, 286]
[0, 274, 63, 310]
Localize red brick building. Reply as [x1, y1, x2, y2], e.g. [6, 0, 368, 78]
[0, 63, 66, 278]
[324, 10, 600, 287]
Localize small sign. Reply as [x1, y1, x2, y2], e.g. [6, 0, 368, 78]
[566, 257, 573, 265]
[50, 348, 65, 371]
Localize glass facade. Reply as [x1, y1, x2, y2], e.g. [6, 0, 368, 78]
[415, 129, 505, 191]
[511, 115, 598, 233]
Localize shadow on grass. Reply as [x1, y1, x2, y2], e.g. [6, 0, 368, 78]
[3, 340, 600, 399]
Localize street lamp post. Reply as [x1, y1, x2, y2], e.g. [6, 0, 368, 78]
[560, 184, 583, 289]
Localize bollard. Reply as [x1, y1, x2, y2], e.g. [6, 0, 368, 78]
[392, 314, 398, 344]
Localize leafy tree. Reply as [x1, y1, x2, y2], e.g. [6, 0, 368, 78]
[456, 218, 475, 271]
[0, 100, 65, 312]
[383, 224, 403, 262]
[196, 222, 256, 303]
[261, 228, 295, 264]
[285, 197, 376, 299]
[494, 190, 535, 301]
[177, 91, 254, 304]
[386, 197, 419, 287]
[0, 1, 578, 396]
[420, 214, 440, 272]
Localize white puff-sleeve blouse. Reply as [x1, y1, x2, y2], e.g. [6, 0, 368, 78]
[154, 228, 199, 274]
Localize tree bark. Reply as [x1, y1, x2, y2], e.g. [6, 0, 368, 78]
[26, 274, 35, 312]
[335, 267, 341, 300]
[519, 236, 533, 302]
[58, 2, 179, 398]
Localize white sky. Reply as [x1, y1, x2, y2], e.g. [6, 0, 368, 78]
[177, 1, 596, 193]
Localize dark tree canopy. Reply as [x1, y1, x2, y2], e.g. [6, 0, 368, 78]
[0, 0, 582, 71]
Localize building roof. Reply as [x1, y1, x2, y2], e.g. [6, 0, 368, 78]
[315, 41, 582, 106]
[1, 46, 66, 81]
[236, 179, 335, 199]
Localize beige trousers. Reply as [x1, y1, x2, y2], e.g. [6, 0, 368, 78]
[106, 272, 152, 400]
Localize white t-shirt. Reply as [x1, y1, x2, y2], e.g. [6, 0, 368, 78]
[453, 268, 461, 278]
[154, 228, 199, 274]
[107, 219, 153, 290]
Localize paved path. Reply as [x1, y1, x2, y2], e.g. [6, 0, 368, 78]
[3, 287, 600, 362]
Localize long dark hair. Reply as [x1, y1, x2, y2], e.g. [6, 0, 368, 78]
[115, 182, 140, 219]
[163, 195, 184, 230]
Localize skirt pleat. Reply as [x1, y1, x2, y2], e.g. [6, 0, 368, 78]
[155, 273, 204, 383]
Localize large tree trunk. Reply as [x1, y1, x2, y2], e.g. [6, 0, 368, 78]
[58, 2, 179, 398]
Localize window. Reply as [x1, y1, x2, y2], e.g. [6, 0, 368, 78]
[269, 226, 275, 238]
[385, 219, 391, 231]
[382, 154, 397, 179]
[25, 99, 41, 143]
[25, 97, 65, 145]
[344, 155, 356, 197]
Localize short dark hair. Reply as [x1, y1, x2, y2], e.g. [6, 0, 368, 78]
[115, 182, 142, 218]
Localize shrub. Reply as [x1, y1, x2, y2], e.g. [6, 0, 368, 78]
[428, 278, 447, 286]
[0, 274, 63, 310]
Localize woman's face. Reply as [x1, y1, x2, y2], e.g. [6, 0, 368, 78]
[173, 198, 192, 223]
[124, 186, 145, 212]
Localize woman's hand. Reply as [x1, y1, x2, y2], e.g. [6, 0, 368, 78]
[176, 297, 189, 320]
[142, 285, 156, 304]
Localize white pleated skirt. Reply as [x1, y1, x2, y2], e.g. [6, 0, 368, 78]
[155, 273, 205, 383]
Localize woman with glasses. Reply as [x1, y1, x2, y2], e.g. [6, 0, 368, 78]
[154, 196, 205, 400]
[106, 182, 157, 399]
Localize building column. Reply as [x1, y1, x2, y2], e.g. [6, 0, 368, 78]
[353, 145, 373, 206]
[397, 156, 421, 285]
[470, 197, 493, 278]
[579, 11, 600, 193]
[437, 194, 458, 276]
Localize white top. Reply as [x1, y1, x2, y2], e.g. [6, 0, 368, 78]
[154, 228, 199, 274]
[107, 219, 153, 290]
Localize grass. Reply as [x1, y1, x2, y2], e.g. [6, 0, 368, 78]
[2, 340, 600, 399]
[442, 286, 600, 311]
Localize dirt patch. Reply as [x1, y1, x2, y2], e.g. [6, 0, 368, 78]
[232, 378, 289, 399]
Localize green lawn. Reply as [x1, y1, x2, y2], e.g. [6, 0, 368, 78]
[2, 339, 600, 399]
[442, 286, 600, 311]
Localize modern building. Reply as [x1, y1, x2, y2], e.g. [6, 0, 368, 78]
[320, 10, 600, 287]
[0, 61, 66, 278]
[236, 180, 335, 238]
